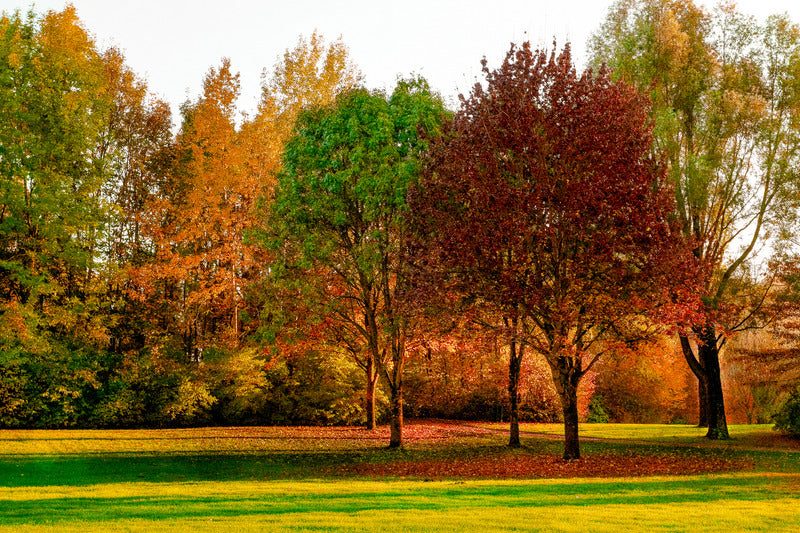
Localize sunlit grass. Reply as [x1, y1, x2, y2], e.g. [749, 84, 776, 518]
[0, 426, 387, 455]
[1, 475, 798, 531]
[478, 422, 799, 448]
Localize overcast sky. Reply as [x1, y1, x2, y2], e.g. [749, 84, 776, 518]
[3, 0, 800, 120]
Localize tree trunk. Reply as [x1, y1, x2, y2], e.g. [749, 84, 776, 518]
[699, 326, 729, 439]
[548, 354, 581, 460]
[508, 339, 522, 448]
[559, 380, 581, 460]
[679, 329, 729, 439]
[389, 385, 403, 448]
[698, 376, 709, 428]
[365, 362, 377, 430]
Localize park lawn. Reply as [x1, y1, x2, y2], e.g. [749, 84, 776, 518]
[1, 422, 798, 531]
[480, 421, 770, 440]
[1, 475, 799, 532]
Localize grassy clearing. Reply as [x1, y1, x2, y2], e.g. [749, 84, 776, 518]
[1, 422, 798, 531]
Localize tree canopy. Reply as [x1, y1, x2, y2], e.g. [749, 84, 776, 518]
[590, 0, 800, 438]
[270, 79, 447, 446]
[409, 42, 699, 459]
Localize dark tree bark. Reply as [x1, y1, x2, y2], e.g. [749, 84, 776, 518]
[388, 382, 403, 448]
[561, 391, 581, 461]
[386, 335, 405, 448]
[551, 363, 581, 460]
[508, 340, 522, 448]
[699, 326, 729, 439]
[698, 371, 709, 428]
[680, 327, 729, 439]
[506, 316, 524, 448]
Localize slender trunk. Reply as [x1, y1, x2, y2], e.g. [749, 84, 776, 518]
[508, 343, 521, 448]
[386, 336, 405, 448]
[365, 360, 376, 430]
[389, 385, 403, 448]
[504, 315, 524, 448]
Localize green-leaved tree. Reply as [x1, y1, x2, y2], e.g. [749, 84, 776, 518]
[268, 79, 447, 446]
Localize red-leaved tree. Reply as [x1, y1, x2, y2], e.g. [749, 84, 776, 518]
[409, 42, 700, 459]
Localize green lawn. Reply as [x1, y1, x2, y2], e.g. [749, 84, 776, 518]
[476, 422, 800, 450]
[1, 422, 798, 531]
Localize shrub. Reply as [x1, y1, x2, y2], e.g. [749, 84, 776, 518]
[773, 384, 800, 437]
[586, 395, 609, 423]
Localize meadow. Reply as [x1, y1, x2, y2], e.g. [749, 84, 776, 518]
[1, 421, 798, 532]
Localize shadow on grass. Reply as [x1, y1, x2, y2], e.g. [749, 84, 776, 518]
[0, 451, 360, 487]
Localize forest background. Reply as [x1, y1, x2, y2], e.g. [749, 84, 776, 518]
[1, 0, 800, 448]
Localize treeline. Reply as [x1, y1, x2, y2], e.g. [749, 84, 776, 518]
[2, 1, 800, 457]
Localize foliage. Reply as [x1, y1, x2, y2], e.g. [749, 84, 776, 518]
[410, 41, 698, 458]
[773, 384, 800, 437]
[586, 395, 610, 423]
[404, 331, 560, 422]
[592, 337, 696, 423]
[258, 30, 362, 144]
[269, 79, 447, 444]
[0, 7, 114, 376]
[590, 0, 800, 439]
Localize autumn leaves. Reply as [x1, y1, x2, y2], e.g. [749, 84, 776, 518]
[3, 2, 799, 465]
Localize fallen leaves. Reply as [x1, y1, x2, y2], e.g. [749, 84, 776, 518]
[0, 420, 760, 481]
[331, 449, 753, 480]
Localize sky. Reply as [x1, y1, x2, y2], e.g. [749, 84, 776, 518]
[3, 0, 800, 121]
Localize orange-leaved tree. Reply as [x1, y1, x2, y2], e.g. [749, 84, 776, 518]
[141, 59, 265, 359]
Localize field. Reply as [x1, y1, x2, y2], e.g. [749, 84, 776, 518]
[1, 421, 798, 532]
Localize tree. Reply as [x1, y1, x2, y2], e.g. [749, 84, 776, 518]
[590, 0, 800, 438]
[0, 6, 110, 323]
[270, 79, 447, 447]
[0, 7, 179, 427]
[96, 46, 174, 355]
[254, 30, 362, 157]
[409, 42, 697, 459]
[137, 59, 266, 361]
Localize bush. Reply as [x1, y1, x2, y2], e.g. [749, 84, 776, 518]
[773, 384, 800, 437]
[586, 395, 609, 423]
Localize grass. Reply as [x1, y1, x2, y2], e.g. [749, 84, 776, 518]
[480, 422, 800, 449]
[1, 422, 798, 531]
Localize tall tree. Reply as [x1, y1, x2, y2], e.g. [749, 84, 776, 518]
[258, 30, 362, 144]
[409, 42, 697, 459]
[270, 80, 446, 446]
[0, 6, 176, 426]
[96, 46, 174, 355]
[140, 59, 265, 360]
[590, 0, 800, 438]
[0, 6, 109, 313]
